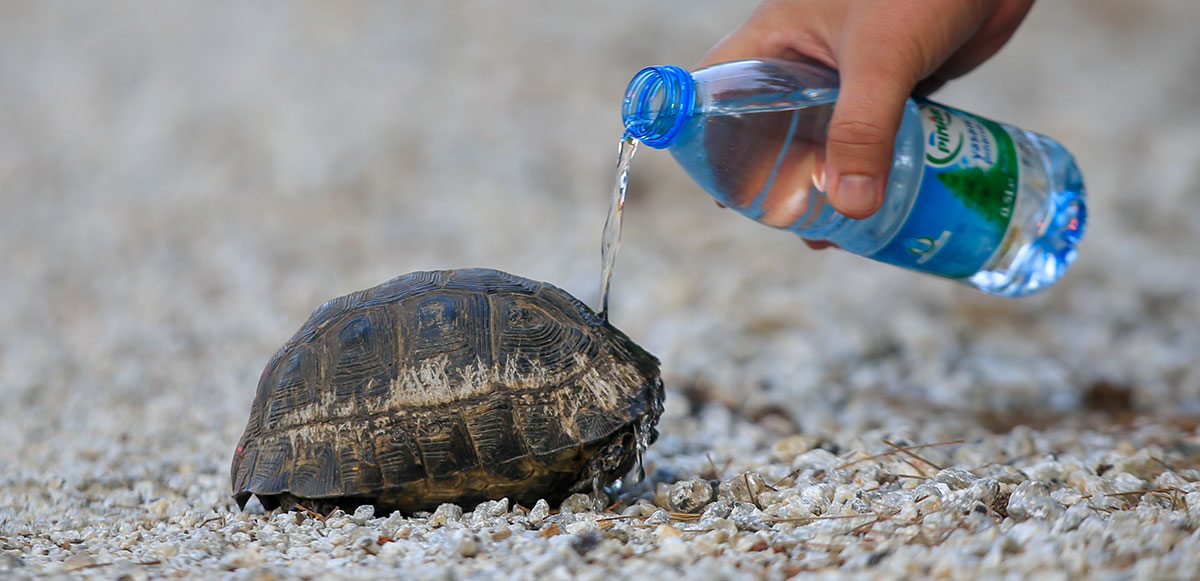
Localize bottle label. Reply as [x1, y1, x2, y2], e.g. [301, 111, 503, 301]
[868, 101, 1018, 279]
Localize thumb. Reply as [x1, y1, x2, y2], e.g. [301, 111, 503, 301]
[825, 35, 922, 219]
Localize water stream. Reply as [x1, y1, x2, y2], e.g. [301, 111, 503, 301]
[598, 135, 639, 321]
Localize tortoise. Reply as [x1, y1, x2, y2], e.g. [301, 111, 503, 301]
[231, 268, 663, 513]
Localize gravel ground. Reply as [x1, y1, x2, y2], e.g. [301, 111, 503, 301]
[3, 1, 1200, 579]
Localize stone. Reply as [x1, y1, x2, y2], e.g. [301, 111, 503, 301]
[644, 509, 671, 526]
[668, 479, 715, 513]
[381, 512, 409, 537]
[566, 520, 600, 536]
[798, 483, 834, 512]
[483, 498, 510, 517]
[559, 493, 596, 514]
[219, 547, 264, 570]
[934, 468, 977, 490]
[528, 499, 551, 526]
[1051, 504, 1090, 535]
[1007, 480, 1065, 522]
[351, 504, 375, 525]
[717, 472, 768, 506]
[456, 533, 479, 558]
[733, 532, 769, 552]
[948, 478, 1000, 516]
[657, 536, 691, 565]
[621, 501, 656, 518]
[771, 434, 822, 463]
[429, 503, 463, 527]
[700, 501, 732, 520]
[728, 502, 767, 532]
[654, 482, 672, 510]
[655, 524, 683, 541]
[975, 464, 1029, 485]
[353, 534, 381, 555]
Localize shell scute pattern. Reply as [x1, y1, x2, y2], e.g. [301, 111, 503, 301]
[232, 268, 663, 513]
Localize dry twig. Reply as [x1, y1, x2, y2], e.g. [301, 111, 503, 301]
[882, 439, 944, 472]
[775, 439, 963, 487]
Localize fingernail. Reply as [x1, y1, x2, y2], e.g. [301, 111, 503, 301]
[836, 174, 880, 216]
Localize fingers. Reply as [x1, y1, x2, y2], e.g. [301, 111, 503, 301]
[697, 0, 833, 69]
[824, 15, 923, 219]
[931, 0, 1035, 82]
[696, 0, 1029, 228]
[825, 1, 1004, 218]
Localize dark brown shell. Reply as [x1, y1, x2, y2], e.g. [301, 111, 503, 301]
[231, 268, 663, 513]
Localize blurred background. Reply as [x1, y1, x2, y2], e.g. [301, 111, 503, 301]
[1, 0, 1198, 485]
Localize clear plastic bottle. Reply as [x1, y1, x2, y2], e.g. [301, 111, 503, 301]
[622, 59, 1085, 297]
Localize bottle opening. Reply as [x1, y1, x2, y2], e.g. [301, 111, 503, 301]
[622, 65, 695, 149]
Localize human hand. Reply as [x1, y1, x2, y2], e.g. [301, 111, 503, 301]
[699, 0, 1035, 231]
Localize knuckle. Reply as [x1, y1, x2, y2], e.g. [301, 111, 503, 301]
[826, 119, 892, 149]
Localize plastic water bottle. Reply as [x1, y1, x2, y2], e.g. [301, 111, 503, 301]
[621, 59, 1085, 297]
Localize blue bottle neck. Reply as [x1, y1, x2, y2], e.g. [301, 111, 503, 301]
[622, 65, 695, 149]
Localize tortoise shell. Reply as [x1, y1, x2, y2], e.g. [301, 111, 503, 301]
[231, 268, 663, 513]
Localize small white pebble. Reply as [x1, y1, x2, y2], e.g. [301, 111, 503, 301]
[352, 505, 375, 524]
[657, 536, 691, 564]
[457, 534, 479, 558]
[528, 499, 551, 526]
[429, 504, 463, 527]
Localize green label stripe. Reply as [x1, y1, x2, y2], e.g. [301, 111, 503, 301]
[934, 114, 1017, 231]
[867, 102, 1019, 279]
